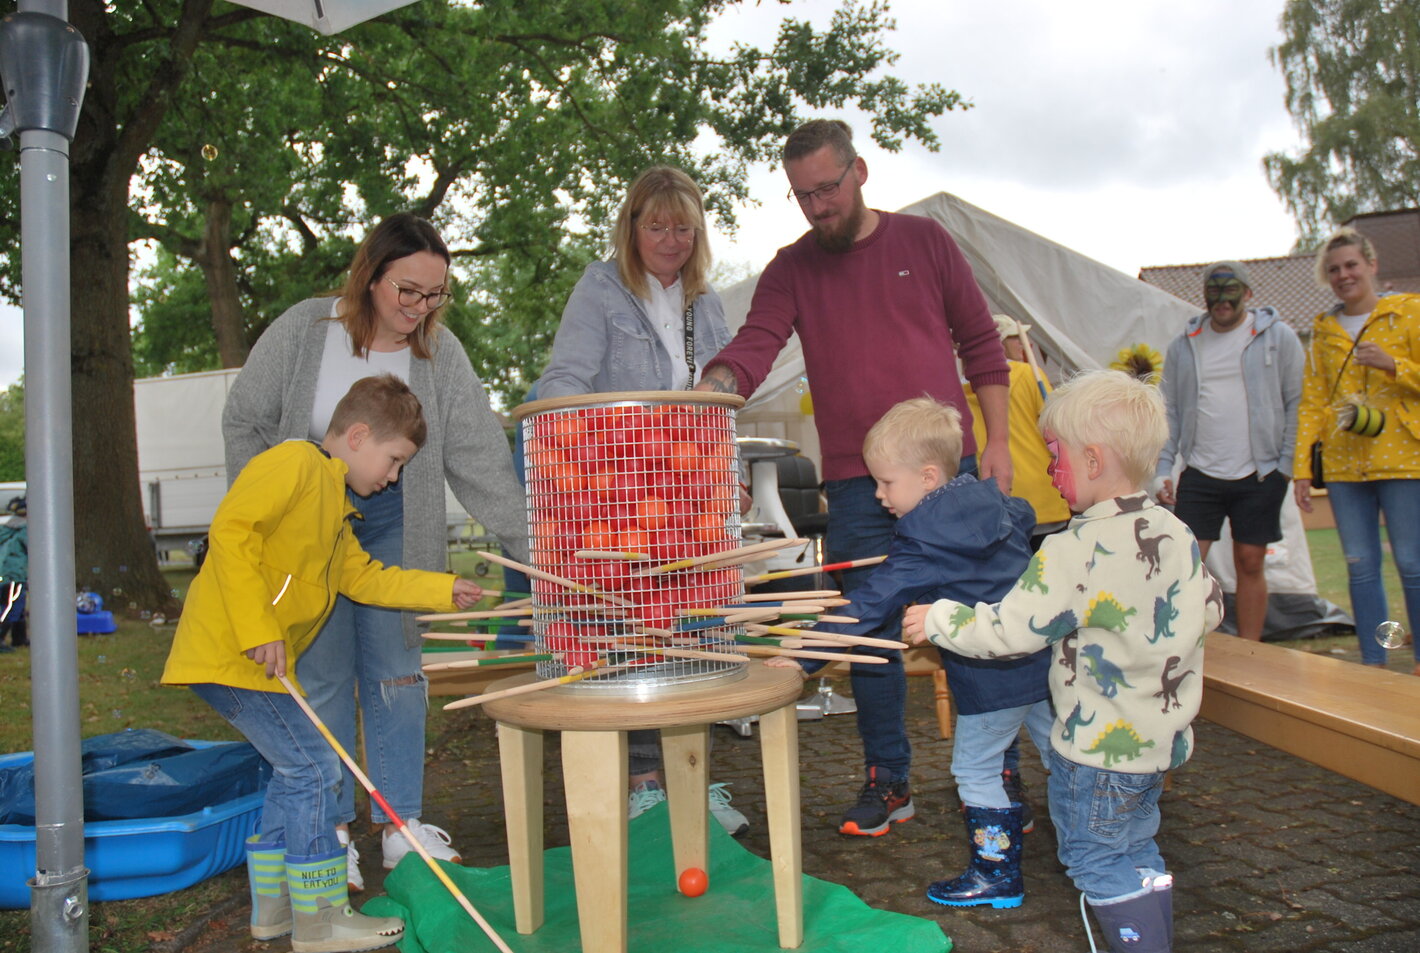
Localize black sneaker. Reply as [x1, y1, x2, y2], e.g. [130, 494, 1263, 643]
[838, 766, 913, 836]
[1001, 768, 1035, 834]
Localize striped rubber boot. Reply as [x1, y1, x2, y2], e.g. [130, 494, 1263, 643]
[246, 836, 293, 940]
[286, 849, 404, 953]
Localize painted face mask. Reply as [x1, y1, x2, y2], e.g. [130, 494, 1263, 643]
[1045, 435, 1076, 509]
[1204, 274, 1246, 307]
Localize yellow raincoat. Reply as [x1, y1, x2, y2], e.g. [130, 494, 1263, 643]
[1294, 294, 1420, 484]
[162, 440, 457, 693]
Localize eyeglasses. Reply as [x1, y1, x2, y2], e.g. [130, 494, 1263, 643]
[639, 223, 697, 243]
[788, 165, 853, 204]
[383, 278, 450, 310]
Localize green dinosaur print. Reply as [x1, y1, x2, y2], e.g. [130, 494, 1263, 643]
[946, 603, 976, 635]
[1169, 730, 1190, 770]
[1083, 719, 1156, 767]
[1029, 609, 1079, 645]
[1019, 552, 1048, 594]
[1085, 593, 1137, 633]
[1060, 701, 1096, 743]
[1150, 580, 1181, 643]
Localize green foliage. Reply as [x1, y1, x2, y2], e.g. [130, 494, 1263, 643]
[1265, 0, 1420, 247]
[0, 0, 965, 405]
[0, 382, 23, 483]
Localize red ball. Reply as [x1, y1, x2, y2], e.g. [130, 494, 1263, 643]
[678, 866, 708, 897]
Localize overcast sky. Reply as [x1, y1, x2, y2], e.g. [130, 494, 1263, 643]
[0, 0, 1304, 389]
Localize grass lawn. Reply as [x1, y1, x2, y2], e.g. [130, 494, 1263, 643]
[0, 537, 1409, 949]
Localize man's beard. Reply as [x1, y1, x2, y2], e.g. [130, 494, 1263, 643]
[812, 202, 865, 253]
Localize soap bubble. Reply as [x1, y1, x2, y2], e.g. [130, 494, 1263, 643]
[170, 588, 181, 598]
[201, 143, 218, 161]
[96, 655, 107, 664]
[110, 709, 122, 719]
[128, 601, 136, 610]
[140, 610, 151, 620]
[1375, 621, 1406, 650]
[150, 614, 166, 627]
[120, 667, 136, 680]
[111, 587, 123, 598]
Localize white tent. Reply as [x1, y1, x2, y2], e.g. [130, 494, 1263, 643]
[725, 191, 1347, 637]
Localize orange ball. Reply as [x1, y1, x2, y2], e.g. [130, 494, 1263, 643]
[678, 866, 708, 897]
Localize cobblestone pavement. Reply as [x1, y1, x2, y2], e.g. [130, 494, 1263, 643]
[179, 650, 1419, 953]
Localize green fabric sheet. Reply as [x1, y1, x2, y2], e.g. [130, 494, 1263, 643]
[363, 801, 952, 952]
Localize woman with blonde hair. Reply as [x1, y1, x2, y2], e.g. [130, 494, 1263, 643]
[224, 213, 529, 889]
[1294, 227, 1420, 675]
[535, 166, 744, 832]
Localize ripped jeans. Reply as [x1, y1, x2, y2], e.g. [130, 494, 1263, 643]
[296, 480, 428, 826]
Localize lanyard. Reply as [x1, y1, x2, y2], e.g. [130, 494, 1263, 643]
[682, 300, 696, 389]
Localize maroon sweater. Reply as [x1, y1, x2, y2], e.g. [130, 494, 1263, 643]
[709, 211, 1008, 480]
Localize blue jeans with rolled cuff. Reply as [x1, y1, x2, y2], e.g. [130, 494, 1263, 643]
[1048, 749, 1167, 903]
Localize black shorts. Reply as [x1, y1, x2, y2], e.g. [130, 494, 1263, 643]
[1174, 467, 1288, 546]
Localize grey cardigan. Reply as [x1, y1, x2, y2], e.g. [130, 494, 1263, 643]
[222, 297, 530, 647]
[537, 261, 732, 397]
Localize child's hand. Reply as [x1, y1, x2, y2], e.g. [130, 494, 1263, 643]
[902, 604, 931, 645]
[245, 640, 287, 678]
[452, 578, 483, 609]
[764, 656, 808, 677]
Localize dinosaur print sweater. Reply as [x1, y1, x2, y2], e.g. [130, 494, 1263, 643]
[923, 493, 1224, 773]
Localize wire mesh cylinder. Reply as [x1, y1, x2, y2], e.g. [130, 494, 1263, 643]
[514, 392, 749, 694]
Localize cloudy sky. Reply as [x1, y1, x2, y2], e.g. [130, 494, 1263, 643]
[0, 0, 1305, 389]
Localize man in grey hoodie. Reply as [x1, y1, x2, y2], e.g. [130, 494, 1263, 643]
[1154, 260, 1304, 642]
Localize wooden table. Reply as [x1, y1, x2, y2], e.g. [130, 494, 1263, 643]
[482, 664, 805, 952]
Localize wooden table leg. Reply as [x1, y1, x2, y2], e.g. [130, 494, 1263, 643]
[760, 701, 804, 949]
[497, 721, 545, 934]
[661, 724, 709, 881]
[562, 730, 628, 953]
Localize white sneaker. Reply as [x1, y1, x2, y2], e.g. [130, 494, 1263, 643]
[628, 780, 667, 819]
[382, 818, 461, 870]
[336, 828, 364, 894]
[709, 783, 750, 837]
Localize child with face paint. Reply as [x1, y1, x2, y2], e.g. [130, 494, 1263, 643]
[905, 371, 1225, 953]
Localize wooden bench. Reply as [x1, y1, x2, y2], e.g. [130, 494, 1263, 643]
[1200, 631, 1420, 806]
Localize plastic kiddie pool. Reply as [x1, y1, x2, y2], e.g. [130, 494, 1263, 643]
[0, 735, 266, 909]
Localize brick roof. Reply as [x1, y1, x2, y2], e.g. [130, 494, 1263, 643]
[1138, 256, 1333, 335]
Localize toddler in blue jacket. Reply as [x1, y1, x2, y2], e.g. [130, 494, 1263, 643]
[771, 396, 1052, 907]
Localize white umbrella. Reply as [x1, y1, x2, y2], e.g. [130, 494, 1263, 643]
[227, 0, 421, 34]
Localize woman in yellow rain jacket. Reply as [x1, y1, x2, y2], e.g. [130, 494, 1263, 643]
[1294, 227, 1420, 674]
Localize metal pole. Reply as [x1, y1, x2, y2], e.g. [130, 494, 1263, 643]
[2, 3, 90, 950]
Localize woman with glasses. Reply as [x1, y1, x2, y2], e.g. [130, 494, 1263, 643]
[535, 166, 746, 834]
[1294, 227, 1420, 676]
[537, 166, 731, 397]
[223, 213, 529, 889]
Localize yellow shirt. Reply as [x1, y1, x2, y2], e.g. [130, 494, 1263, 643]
[162, 440, 457, 693]
[1294, 294, 1420, 483]
[966, 361, 1070, 527]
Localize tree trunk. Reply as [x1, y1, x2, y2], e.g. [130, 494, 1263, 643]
[198, 196, 250, 368]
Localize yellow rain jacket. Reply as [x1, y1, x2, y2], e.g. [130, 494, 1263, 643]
[965, 361, 1070, 526]
[1294, 294, 1420, 484]
[162, 440, 457, 694]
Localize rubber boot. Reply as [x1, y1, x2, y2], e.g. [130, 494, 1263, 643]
[1089, 888, 1172, 953]
[286, 849, 404, 953]
[925, 804, 1024, 908]
[245, 836, 293, 941]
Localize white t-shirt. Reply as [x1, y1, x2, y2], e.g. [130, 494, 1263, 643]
[1336, 310, 1369, 341]
[643, 274, 696, 391]
[308, 303, 413, 440]
[1188, 312, 1255, 480]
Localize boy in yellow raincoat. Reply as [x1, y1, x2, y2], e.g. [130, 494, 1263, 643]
[162, 374, 482, 953]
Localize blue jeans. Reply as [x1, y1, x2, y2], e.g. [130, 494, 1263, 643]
[191, 683, 342, 858]
[1048, 750, 1166, 903]
[953, 700, 1054, 808]
[824, 457, 976, 778]
[296, 481, 427, 825]
[1326, 479, 1420, 665]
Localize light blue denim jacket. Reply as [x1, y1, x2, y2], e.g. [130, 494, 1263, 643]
[1156, 306, 1305, 481]
[537, 261, 731, 397]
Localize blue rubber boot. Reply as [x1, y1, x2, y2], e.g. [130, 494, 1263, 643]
[926, 804, 1024, 908]
[1089, 886, 1173, 953]
[245, 836, 293, 941]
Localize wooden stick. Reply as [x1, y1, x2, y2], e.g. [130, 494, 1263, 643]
[678, 603, 827, 616]
[422, 653, 552, 672]
[635, 537, 806, 576]
[423, 631, 535, 641]
[589, 642, 750, 664]
[276, 675, 514, 953]
[417, 607, 536, 622]
[745, 623, 906, 650]
[1018, 324, 1051, 401]
[743, 555, 887, 586]
[736, 644, 887, 665]
[573, 549, 652, 561]
[476, 550, 634, 606]
[442, 661, 640, 710]
[735, 589, 841, 603]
